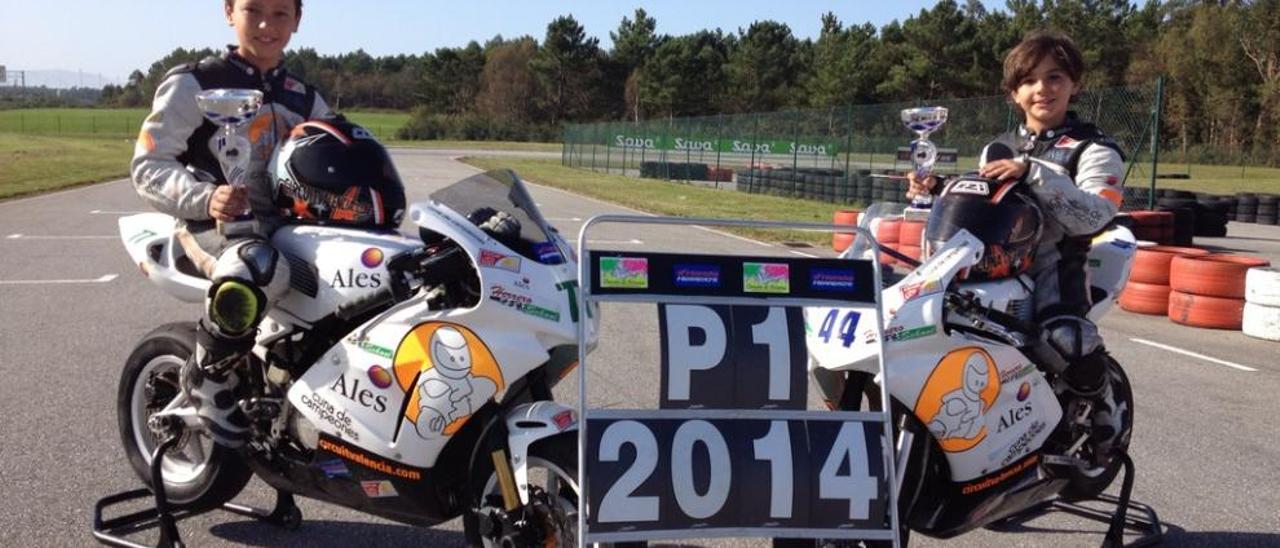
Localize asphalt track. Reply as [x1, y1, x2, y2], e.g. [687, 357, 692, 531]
[1, 149, 1279, 547]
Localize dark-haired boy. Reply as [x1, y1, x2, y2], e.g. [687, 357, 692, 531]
[131, 0, 330, 447]
[909, 30, 1126, 456]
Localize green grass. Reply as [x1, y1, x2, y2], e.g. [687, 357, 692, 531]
[0, 108, 411, 139]
[385, 140, 562, 152]
[461, 156, 851, 245]
[0, 134, 133, 199]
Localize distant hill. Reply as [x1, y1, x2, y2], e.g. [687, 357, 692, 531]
[2, 69, 120, 89]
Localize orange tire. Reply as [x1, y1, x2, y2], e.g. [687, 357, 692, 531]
[1119, 281, 1171, 315]
[833, 209, 860, 226]
[1168, 290, 1245, 330]
[833, 232, 854, 252]
[1170, 254, 1272, 299]
[1127, 210, 1174, 227]
[899, 220, 926, 247]
[876, 218, 902, 244]
[1129, 246, 1210, 285]
[900, 245, 922, 261]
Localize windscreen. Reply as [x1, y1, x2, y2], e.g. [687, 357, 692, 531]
[429, 169, 565, 263]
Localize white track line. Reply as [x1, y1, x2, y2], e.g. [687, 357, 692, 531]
[1129, 338, 1258, 372]
[589, 238, 644, 246]
[789, 250, 819, 258]
[7, 234, 115, 240]
[0, 274, 119, 285]
[89, 209, 146, 215]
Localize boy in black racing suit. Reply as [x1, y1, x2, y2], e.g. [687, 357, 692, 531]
[131, 0, 330, 448]
[909, 30, 1126, 458]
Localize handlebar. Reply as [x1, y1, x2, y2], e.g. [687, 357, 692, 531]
[335, 245, 468, 321]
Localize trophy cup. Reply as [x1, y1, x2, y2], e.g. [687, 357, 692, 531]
[195, 89, 265, 237]
[901, 106, 948, 213]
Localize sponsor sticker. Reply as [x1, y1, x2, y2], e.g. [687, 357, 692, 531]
[949, 180, 990, 196]
[743, 262, 790, 294]
[885, 324, 937, 342]
[1054, 136, 1081, 149]
[900, 280, 941, 301]
[299, 393, 361, 441]
[318, 437, 424, 481]
[283, 77, 306, 94]
[533, 242, 564, 265]
[553, 409, 576, 431]
[521, 303, 561, 322]
[999, 363, 1037, 384]
[1016, 382, 1032, 401]
[361, 480, 399, 498]
[356, 340, 394, 359]
[1105, 175, 1119, 186]
[367, 365, 393, 389]
[673, 263, 721, 288]
[600, 257, 649, 289]
[960, 454, 1039, 496]
[361, 248, 385, 268]
[317, 458, 351, 479]
[809, 268, 855, 292]
[479, 249, 522, 273]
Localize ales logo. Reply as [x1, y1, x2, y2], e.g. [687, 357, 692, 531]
[331, 375, 389, 413]
[331, 270, 383, 289]
[997, 403, 1033, 432]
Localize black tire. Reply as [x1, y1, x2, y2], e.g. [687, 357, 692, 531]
[117, 322, 253, 510]
[1060, 356, 1134, 501]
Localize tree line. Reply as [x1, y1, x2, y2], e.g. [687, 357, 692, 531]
[97, 0, 1280, 161]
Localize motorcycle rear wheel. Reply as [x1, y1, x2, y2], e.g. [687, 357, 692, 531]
[1059, 356, 1134, 501]
[117, 322, 252, 510]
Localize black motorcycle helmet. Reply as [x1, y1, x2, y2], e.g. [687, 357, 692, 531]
[271, 116, 407, 230]
[924, 175, 1043, 280]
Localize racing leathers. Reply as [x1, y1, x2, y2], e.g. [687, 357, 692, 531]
[131, 46, 331, 447]
[979, 112, 1126, 457]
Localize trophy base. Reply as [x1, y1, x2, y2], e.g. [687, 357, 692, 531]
[903, 205, 932, 222]
[217, 217, 259, 239]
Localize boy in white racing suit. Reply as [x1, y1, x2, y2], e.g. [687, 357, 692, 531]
[909, 30, 1126, 457]
[131, 0, 330, 447]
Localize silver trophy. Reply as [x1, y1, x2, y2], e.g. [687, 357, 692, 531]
[195, 89, 265, 237]
[901, 106, 949, 208]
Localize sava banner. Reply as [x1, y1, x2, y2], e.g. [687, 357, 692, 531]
[611, 133, 840, 157]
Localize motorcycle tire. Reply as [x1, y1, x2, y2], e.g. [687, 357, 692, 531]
[117, 322, 252, 510]
[1059, 355, 1134, 501]
[471, 431, 582, 548]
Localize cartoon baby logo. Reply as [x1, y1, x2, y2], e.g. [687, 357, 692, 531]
[913, 346, 1001, 453]
[392, 323, 505, 440]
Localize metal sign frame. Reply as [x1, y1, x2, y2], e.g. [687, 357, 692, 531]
[574, 215, 900, 547]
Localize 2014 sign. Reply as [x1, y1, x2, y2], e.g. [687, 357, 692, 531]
[586, 413, 888, 537]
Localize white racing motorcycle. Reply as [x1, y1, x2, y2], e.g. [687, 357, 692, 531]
[99, 169, 596, 547]
[801, 175, 1143, 546]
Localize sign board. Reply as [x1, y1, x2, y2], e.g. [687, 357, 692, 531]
[612, 133, 841, 157]
[578, 238, 896, 545]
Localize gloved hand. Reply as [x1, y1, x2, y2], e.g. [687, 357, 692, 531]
[468, 207, 522, 242]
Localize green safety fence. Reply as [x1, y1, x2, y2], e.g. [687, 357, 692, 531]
[563, 80, 1163, 209]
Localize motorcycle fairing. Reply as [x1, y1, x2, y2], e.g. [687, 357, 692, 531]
[289, 188, 592, 470]
[270, 225, 422, 323]
[117, 213, 209, 303]
[807, 231, 1061, 481]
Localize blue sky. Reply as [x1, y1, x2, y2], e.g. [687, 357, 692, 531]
[0, 1, 994, 84]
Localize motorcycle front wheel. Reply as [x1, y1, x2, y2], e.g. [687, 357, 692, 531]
[116, 322, 252, 510]
[474, 431, 580, 548]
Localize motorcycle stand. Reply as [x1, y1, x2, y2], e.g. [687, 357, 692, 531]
[990, 454, 1163, 548]
[92, 418, 303, 548]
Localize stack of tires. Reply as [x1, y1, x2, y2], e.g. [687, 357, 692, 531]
[875, 218, 902, 267]
[832, 209, 860, 252]
[1193, 193, 1230, 237]
[1122, 211, 1174, 244]
[1231, 193, 1279, 225]
[1167, 254, 1271, 329]
[1244, 267, 1280, 341]
[871, 174, 906, 203]
[1119, 246, 1209, 315]
[898, 219, 926, 263]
